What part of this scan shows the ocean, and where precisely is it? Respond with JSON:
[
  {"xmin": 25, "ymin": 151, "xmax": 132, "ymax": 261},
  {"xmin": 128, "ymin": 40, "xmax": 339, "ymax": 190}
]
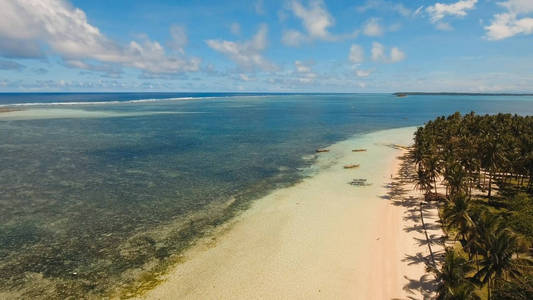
[{"xmin": 1, "ymin": 93, "xmax": 532, "ymax": 298}]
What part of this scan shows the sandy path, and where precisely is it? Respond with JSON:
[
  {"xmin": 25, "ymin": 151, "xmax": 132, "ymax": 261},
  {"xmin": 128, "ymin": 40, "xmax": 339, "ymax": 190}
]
[{"xmin": 140, "ymin": 127, "xmax": 444, "ymax": 300}]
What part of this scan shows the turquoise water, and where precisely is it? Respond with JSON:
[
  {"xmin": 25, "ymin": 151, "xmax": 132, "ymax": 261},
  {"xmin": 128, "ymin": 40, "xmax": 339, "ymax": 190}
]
[{"xmin": 1, "ymin": 93, "xmax": 533, "ymax": 298}]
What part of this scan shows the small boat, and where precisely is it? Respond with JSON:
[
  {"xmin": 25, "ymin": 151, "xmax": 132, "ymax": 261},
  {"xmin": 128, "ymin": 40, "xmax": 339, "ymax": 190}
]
[
  {"xmin": 316, "ymin": 149, "xmax": 329, "ymax": 153},
  {"xmin": 350, "ymin": 178, "xmax": 371, "ymax": 186},
  {"xmin": 344, "ymin": 164, "xmax": 360, "ymax": 169},
  {"xmin": 352, "ymin": 149, "xmax": 367, "ymax": 152}
]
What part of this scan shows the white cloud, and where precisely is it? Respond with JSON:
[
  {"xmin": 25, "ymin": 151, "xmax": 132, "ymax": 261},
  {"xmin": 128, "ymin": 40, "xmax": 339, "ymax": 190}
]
[
  {"xmin": 239, "ymin": 74, "xmax": 252, "ymax": 81},
  {"xmin": 390, "ymin": 47, "xmax": 406, "ymax": 62},
  {"xmin": 355, "ymin": 69, "xmax": 372, "ymax": 77},
  {"xmin": 206, "ymin": 24, "xmax": 276, "ymax": 72},
  {"xmin": 371, "ymin": 42, "xmax": 386, "ymax": 62},
  {"xmin": 414, "ymin": 6, "xmax": 424, "ymax": 17},
  {"xmin": 485, "ymin": 0, "xmax": 533, "ymax": 40},
  {"xmin": 293, "ymin": 60, "xmax": 317, "ymax": 83},
  {"xmin": 230, "ymin": 22, "xmax": 241, "ymax": 35},
  {"xmin": 291, "ymin": 0, "xmax": 334, "ymax": 40},
  {"xmin": 0, "ymin": 0, "xmax": 200, "ymax": 74},
  {"xmin": 426, "ymin": 0, "xmax": 477, "ymax": 23},
  {"xmin": 371, "ymin": 42, "xmax": 405, "ymax": 63},
  {"xmin": 356, "ymin": 1, "xmax": 412, "ymax": 17},
  {"xmin": 168, "ymin": 25, "xmax": 188, "ymax": 53},
  {"xmin": 348, "ymin": 44, "xmax": 364, "ymax": 64},
  {"xmin": 436, "ymin": 22, "xmax": 453, "ymax": 31},
  {"xmin": 282, "ymin": 0, "xmax": 357, "ymax": 46},
  {"xmin": 281, "ymin": 30, "xmax": 309, "ymax": 46},
  {"xmin": 363, "ymin": 18, "xmax": 384, "ymax": 36},
  {"xmin": 500, "ymin": 0, "xmax": 533, "ymax": 14}
]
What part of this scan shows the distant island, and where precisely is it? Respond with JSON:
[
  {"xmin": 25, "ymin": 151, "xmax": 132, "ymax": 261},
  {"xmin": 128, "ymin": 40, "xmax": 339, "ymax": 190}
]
[{"xmin": 394, "ymin": 92, "xmax": 533, "ymax": 97}]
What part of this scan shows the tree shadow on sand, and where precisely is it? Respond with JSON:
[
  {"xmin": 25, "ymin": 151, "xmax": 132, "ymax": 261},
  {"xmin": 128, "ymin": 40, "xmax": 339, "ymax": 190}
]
[{"xmin": 380, "ymin": 152, "xmax": 445, "ymax": 298}]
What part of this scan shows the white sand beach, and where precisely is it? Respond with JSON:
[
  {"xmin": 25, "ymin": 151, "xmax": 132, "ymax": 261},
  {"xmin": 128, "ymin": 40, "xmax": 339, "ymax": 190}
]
[{"xmin": 139, "ymin": 127, "xmax": 444, "ymax": 299}]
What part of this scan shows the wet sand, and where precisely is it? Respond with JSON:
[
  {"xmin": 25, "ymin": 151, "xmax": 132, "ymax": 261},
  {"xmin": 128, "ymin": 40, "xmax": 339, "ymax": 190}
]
[
  {"xmin": 139, "ymin": 127, "xmax": 444, "ymax": 299},
  {"xmin": 0, "ymin": 108, "xmax": 205, "ymax": 120}
]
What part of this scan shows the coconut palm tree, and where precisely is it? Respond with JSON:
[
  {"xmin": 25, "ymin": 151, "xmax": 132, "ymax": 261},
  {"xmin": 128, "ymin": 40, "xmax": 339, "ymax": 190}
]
[
  {"xmin": 430, "ymin": 248, "xmax": 477, "ymax": 300},
  {"xmin": 474, "ymin": 229, "xmax": 530, "ymax": 299},
  {"xmin": 443, "ymin": 161, "xmax": 467, "ymax": 199},
  {"xmin": 442, "ymin": 193, "xmax": 474, "ymax": 243}
]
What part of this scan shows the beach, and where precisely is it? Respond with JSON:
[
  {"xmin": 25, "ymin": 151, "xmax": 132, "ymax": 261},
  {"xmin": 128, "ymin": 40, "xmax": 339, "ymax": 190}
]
[{"xmin": 139, "ymin": 126, "xmax": 444, "ymax": 299}]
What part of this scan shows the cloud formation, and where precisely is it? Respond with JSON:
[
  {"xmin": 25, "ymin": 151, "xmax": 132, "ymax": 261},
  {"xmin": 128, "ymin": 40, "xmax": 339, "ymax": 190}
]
[
  {"xmin": 355, "ymin": 69, "xmax": 372, "ymax": 77},
  {"xmin": 348, "ymin": 44, "xmax": 364, "ymax": 64},
  {"xmin": 371, "ymin": 42, "xmax": 405, "ymax": 63},
  {"xmin": 485, "ymin": 0, "xmax": 533, "ymax": 40},
  {"xmin": 363, "ymin": 18, "xmax": 384, "ymax": 37},
  {"xmin": 206, "ymin": 24, "xmax": 276, "ymax": 72},
  {"xmin": 0, "ymin": 0, "xmax": 200, "ymax": 74},
  {"xmin": 426, "ymin": 0, "xmax": 478, "ymax": 30},
  {"xmin": 282, "ymin": 0, "xmax": 357, "ymax": 46},
  {"xmin": 356, "ymin": 0, "xmax": 413, "ymax": 17},
  {"xmin": 168, "ymin": 25, "xmax": 188, "ymax": 54},
  {"xmin": 293, "ymin": 60, "xmax": 317, "ymax": 83}
]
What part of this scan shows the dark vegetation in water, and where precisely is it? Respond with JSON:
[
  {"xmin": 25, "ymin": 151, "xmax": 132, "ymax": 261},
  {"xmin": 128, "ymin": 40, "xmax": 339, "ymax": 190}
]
[
  {"xmin": 2, "ymin": 95, "xmax": 533, "ymax": 298},
  {"xmin": 412, "ymin": 112, "xmax": 533, "ymax": 299}
]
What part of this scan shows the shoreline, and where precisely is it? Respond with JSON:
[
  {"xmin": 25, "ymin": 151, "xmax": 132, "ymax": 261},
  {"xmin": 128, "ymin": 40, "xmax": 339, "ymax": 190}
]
[{"xmin": 137, "ymin": 126, "xmax": 445, "ymax": 299}]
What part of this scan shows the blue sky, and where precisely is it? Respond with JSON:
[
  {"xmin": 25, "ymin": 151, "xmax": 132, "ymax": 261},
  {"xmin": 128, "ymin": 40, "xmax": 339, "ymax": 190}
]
[{"xmin": 0, "ymin": 0, "xmax": 532, "ymax": 92}]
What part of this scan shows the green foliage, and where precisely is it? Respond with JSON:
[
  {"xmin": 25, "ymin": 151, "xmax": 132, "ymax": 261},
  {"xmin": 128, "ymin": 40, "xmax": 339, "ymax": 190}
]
[
  {"xmin": 430, "ymin": 248, "xmax": 479, "ymax": 300},
  {"xmin": 507, "ymin": 193, "xmax": 533, "ymax": 239},
  {"xmin": 414, "ymin": 112, "xmax": 533, "ymax": 300},
  {"xmin": 492, "ymin": 276, "xmax": 533, "ymax": 300}
]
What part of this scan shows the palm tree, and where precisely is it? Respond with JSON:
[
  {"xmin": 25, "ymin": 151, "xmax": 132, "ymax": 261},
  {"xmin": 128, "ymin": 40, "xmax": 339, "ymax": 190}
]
[
  {"xmin": 414, "ymin": 167, "xmax": 434, "ymax": 198},
  {"xmin": 446, "ymin": 284, "xmax": 481, "ymax": 300},
  {"xmin": 430, "ymin": 248, "xmax": 477, "ymax": 300},
  {"xmin": 474, "ymin": 229, "xmax": 529, "ymax": 299},
  {"xmin": 442, "ymin": 193, "xmax": 474, "ymax": 243},
  {"xmin": 443, "ymin": 161, "xmax": 467, "ymax": 199}
]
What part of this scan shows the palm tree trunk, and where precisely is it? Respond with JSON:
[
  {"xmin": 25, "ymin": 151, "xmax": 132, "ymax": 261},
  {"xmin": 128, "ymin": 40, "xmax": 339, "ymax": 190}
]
[
  {"xmin": 488, "ymin": 278, "xmax": 492, "ymax": 300},
  {"xmin": 469, "ymin": 176, "xmax": 473, "ymax": 198},
  {"xmin": 488, "ymin": 171, "xmax": 493, "ymax": 199}
]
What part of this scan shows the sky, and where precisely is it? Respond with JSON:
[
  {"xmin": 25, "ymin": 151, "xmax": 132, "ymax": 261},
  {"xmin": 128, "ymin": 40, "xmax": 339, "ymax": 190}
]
[{"xmin": 0, "ymin": 0, "xmax": 532, "ymax": 93}]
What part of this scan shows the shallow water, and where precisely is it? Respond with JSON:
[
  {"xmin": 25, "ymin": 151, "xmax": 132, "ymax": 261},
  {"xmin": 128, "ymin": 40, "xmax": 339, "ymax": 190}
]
[{"xmin": 1, "ymin": 93, "xmax": 532, "ymax": 298}]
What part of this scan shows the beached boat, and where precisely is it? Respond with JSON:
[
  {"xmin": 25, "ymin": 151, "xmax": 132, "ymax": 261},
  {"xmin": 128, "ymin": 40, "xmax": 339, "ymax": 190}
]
[
  {"xmin": 352, "ymin": 149, "xmax": 367, "ymax": 152},
  {"xmin": 349, "ymin": 178, "xmax": 371, "ymax": 186},
  {"xmin": 343, "ymin": 164, "xmax": 360, "ymax": 169},
  {"xmin": 316, "ymin": 149, "xmax": 329, "ymax": 153}
]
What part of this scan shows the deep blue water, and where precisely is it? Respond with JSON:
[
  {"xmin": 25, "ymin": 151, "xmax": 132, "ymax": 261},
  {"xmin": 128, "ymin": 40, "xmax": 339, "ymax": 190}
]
[{"xmin": 1, "ymin": 93, "xmax": 533, "ymax": 298}]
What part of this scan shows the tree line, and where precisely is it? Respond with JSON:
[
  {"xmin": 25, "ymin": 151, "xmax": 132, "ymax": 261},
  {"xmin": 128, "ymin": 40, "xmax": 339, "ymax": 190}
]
[{"xmin": 412, "ymin": 112, "xmax": 533, "ymax": 299}]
